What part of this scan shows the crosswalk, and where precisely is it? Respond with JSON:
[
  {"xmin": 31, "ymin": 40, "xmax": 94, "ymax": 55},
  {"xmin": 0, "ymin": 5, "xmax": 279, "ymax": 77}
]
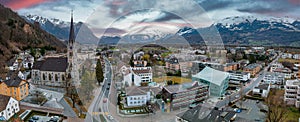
[{"xmin": 92, "ymin": 112, "xmax": 109, "ymax": 115}]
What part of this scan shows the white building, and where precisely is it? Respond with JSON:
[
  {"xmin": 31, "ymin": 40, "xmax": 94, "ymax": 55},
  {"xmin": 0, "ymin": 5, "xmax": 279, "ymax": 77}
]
[
  {"xmin": 253, "ymin": 84, "xmax": 270, "ymax": 98},
  {"xmin": 123, "ymin": 67, "xmax": 152, "ymax": 86},
  {"xmin": 263, "ymin": 72, "xmax": 285, "ymax": 85},
  {"xmin": 270, "ymin": 63, "xmax": 284, "ymax": 72},
  {"xmin": 0, "ymin": 95, "xmax": 20, "ymax": 121},
  {"xmin": 284, "ymin": 80, "xmax": 300, "ymax": 108},
  {"xmin": 228, "ymin": 71, "xmax": 250, "ymax": 82},
  {"xmin": 293, "ymin": 54, "xmax": 300, "ymax": 60},
  {"xmin": 273, "ymin": 67, "xmax": 293, "ymax": 79},
  {"xmin": 281, "ymin": 53, "xmax": 293, "ymax": 59},
  {"xmin": 125, "ymin": 86, "xmax": 151, "ymax": 107}
]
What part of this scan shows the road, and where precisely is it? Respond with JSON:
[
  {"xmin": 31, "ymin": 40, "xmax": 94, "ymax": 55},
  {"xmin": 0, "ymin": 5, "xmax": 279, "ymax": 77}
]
[
  {"xmin": 216, "ymin": 52, "xmax": 281, "ymax": 108},
  {"xmin": 85, "ymin": 57, "xmax": 112, "ymax": 122}
]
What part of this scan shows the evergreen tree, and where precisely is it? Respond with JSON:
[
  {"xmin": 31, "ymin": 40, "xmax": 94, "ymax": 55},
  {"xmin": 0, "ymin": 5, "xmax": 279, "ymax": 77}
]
[{"xmin": 96, "ymin": 59, "xmax": 104, "ymax": 85}]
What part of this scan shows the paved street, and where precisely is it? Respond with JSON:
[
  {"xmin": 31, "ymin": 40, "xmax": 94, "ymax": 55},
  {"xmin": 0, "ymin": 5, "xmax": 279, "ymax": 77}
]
[{"xmin": 216, "ymin": 53, "xmax": 281, "ymax": 108}]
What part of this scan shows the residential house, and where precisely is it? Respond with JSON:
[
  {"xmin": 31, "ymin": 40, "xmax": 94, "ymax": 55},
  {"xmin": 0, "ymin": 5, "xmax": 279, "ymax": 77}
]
[
  {"xmin": 125, "ymin": 86, "xmax": 160, "ymax": 107},
  {"xmin": 31, "ymin": 57, "xmax": 68, "ymax": 87},
  {"xmin": 284, "ymin": 80, "xmax": 300, "ymax": 108},
  {"xmin": 0, "ymin": 94, "xmax": 20, "ymax": 121},
  {"xmin": 253, "ymin": 84, "xmax": 271, "ymax": 98},
  {"xmin": 0, "ymin": 76, "xmax": 29, "ymax": 101},
  {"xmin": 224, "ymin": 63, "xmax": 239, "ymax": 71},
  {"xmin": 162, "ymin": 82, "xmax": 209, "ymax": 110},
  {"xmin": 176, "ymin": 105, "xmax": 236, "ymax": 122},
  {"xmin": 123, "ymin": 67, "xmax": 152, "ymax": 86},
  {"xmin": 192, "ymin": 66, "xmax": 229, "ymax": 97},
  {"xmin": 228, "ymin": 71, "xmax": 250, "ymax": 82},
  {"xmin": 165, "ymin": 57, "xmax": 180, "ymax": 71},
  {"xmin": 243, "ymin": 63, "xmax": 262, "ymax": 77}
]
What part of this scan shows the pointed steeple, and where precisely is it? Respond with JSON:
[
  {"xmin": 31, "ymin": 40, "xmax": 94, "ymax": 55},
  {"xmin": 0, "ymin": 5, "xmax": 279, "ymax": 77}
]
[{"xmin": 69, "ymin": 10, "xmax": 75, "ymax": 45}]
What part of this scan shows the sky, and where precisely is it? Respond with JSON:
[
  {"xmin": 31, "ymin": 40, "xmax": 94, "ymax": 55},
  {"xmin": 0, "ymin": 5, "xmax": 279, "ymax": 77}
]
[{"xmin": 1, "ymin": 0, "xmax": 300, "ymax": 36}]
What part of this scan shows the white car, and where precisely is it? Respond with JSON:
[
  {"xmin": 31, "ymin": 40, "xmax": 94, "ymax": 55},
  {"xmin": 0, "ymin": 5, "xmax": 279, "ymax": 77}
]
[{"xmin": 107, "ymin": 115, "xmax": 113, "ymax": 120}]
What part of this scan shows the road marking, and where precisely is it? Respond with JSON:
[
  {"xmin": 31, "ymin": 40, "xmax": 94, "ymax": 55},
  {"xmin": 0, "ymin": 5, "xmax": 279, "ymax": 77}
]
[{"xmin": 247, "ymin": 108, "xmax": 252, "ymax": 114}]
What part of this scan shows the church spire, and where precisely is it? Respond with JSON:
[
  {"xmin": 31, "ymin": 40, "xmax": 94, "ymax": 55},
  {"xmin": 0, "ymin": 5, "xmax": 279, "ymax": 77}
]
[{"xmin": 69, "ymin": 10, "xmax": 75, "ymax": 45}]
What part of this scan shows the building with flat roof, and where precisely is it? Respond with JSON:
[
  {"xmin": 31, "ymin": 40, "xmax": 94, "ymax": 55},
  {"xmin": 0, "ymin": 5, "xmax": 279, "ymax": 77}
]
[
  {"xmin": 284, "ymin": 80, "xmax": 300, "ymax": 108},
  {"xmin": 263, "ymin": 72, "xmax": 285, "ymax": 86},
  {"xmin": 192, "ymin": 67, "xmax": 229, "ymax": 97},
  {"xmin": 253, "ymin": 84, "xmax": 270, "ymax": 98},
  {"xmin": 228, "ymin": 71, "xmax": 250, "ymax": 82},
  {"xmin": 162, "ymin": 82, "xmax": 208, "ymax": 110}
]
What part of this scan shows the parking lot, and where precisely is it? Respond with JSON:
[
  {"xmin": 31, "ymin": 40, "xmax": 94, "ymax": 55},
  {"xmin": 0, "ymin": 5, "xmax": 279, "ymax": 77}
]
[{"xmin": 235, "ymin": 99, "xmax": 267, "ymax": 121}]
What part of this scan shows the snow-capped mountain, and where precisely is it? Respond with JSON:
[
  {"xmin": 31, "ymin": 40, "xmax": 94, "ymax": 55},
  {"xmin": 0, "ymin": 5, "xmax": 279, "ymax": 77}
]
[
  {"xmin": 176, "ymin": 16, "xmax": 300, "ymax": 46},
  {"xmin": 23, "ymin": 15, "xmax": 98, "ymax": 44}
]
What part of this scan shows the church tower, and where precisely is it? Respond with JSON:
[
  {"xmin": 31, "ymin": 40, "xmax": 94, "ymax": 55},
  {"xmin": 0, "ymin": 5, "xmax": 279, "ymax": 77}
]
[{"xmin": 68, "ymin": 10, "xmax": 75, "ymax": 67}]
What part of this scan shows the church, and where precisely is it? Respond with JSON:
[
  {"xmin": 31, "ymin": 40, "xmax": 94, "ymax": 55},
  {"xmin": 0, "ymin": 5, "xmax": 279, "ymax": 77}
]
[{"xmin": 31, "ymin": 11, "xmax": 75, "ymax": 90}]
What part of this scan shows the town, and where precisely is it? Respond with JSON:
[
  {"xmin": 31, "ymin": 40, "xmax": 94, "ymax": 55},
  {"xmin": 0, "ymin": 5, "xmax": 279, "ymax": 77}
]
[
  {"xmin": 1, "ymin": 1, "xmax": 300, "ymax": 122},
  {"xmin": 0, "ymin": 14, "xmax": 300, "ymax": 121}
]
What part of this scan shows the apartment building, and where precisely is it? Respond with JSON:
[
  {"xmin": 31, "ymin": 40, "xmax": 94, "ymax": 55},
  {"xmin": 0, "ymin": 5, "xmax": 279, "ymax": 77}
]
[
  {"xmin": 243, "ymin": 63, "xmax": 262, "ymax": 77},
  {"xmin": 0, "ymin": 76, "xmax": 29, "ymax": 101},
  {"xmin": 123, "ymin": 67, "xmax": 152, "ymax": 86},
  {"xmin": 228, "ymin": 71, "xmax": 250, "ymax": 82},
  {"xmin": 162, "ymin": 82, "xmax": 209, "ymax": 110},
  {"xmin": 284, "ymin": 80, "xmax": 300, "ymax": 108},
  {"xmin": 273, "ymin": 67, "xmax": 293, "ymax": 79},
  {"xmin": 0, "ymin": 94, "xmax": 20, "ymax": 121},
  {"xmin": 263, "ymin": 72, "xmax": 285, "ymax": 85}
]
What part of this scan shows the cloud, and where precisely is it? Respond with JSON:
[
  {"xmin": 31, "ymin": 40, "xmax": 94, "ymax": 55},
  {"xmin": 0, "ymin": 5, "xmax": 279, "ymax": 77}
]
[
  {"xmin": 236, "ymin": 0, "xmax": 300, "ymax": 18},
  {"xmin": 0, "ymin": 0, "xmax": 54, "ymax": 10}
]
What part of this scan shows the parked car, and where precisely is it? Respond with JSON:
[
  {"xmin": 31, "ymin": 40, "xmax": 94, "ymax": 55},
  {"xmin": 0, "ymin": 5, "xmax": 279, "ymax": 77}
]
[
  {"xmin": 107, "ymin": 115, "xmax": 114, "ymax": 120},
  {"xmin": 31, "ymin": 116, "xmax": 39, "ymax": 120}
]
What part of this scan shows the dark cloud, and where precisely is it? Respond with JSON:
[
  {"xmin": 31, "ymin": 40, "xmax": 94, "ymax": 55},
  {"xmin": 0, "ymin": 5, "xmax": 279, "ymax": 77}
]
[
  {"xmin": 236, "ymin": 0, "xmax": 300, "ymax": 17},
  {"xmin": 199, "ymin": 0, "xmax": 234, "ymax": 12}
]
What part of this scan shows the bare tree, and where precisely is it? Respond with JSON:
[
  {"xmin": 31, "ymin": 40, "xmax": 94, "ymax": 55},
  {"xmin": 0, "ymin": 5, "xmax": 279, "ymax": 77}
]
[{"xmin": 265, "ymin": 89, "xmax": 287, "ymax": 122}]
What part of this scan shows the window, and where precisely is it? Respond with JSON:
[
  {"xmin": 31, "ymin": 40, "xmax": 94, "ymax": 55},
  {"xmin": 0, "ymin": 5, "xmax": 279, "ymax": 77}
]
[
  {"xmin": 49, "ymin": 74, "xmax": 52, "ymax": 81},
  {"xmin": 63, "ymin": 74, "xmax": 66, "ymax": 81},
  {"xmin": 43, "ymin": 73, "xmax": 46, "ymax": 80},
  {"xmin": 55, "ymin": 74, "xmax": 58, "ymax": 81}
]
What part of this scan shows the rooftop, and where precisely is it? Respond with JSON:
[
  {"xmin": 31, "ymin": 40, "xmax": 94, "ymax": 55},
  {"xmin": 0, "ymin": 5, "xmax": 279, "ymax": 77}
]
[
  {"xmin": 193, "ymin": 67, "xmax": 229, "ymax": 86},
  {"xmin": 3, "ymin": 76, "xmax": 25, "ymax": 87},
  {"xmin": 244, "ymin": 63, "xmax": 261, "ymax": 70},
  {"xmin": 255, "ymin": 84, "xmax": 270, "ymax": 90},
  {"xmin": 286, "ymin": 80, "xmax": 300, "ymax": 86},
  {"xmin": 32, "ymin": 57, "xmax": 68, "ymax": 72},
  {"xmin": 125, "ymin": 86, "xmax": 161, "ymax": 96},
  {"xmin": 163, "ymin": 82, "xmax": 206, "ymax": 94},
  {"xmin": 0, "ymin": 94, "xmax": 11, "ymax": 111},
  {"xmin": 177, "ymin": 105, "xmax": 236, "ymax": 122},
  {"xmin": 228, "ymin": 71, "xmax": 249, "ymax": 75},
  {"xmin": 131, "ymin": 67, "xmax": 151, "ymax": 74}
]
